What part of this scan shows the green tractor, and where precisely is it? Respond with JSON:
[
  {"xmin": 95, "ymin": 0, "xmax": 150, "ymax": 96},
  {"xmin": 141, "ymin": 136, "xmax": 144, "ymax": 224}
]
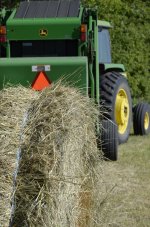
[{"xmin": 0, "ymin": 0, "xmax": 149, "ymax": 160}]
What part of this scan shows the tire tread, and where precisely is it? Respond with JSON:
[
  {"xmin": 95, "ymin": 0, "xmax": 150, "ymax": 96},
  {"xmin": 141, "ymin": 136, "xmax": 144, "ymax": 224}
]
[{"xmin": 100, "ymin": 71, "xmax": 132, "ymax": 143}]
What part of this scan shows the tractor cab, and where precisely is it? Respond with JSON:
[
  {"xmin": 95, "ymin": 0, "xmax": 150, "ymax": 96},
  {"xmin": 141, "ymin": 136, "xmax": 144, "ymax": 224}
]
[{"xmin": 98, "ymin": 20, "xmax": 112, "ymax": 64}]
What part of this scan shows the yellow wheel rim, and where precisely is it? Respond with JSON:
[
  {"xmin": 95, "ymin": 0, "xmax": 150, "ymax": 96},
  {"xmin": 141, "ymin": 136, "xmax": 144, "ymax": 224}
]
[
  {"xmin": 144, "ymin": 112, "xmax": 149, "ymax": 130},
  {"xmin": 115, "ymin": 89, "xmax": 130, "ymax": 134}
]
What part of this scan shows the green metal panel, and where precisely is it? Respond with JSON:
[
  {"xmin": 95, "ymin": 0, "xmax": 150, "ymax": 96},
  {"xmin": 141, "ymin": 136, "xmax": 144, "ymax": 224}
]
[
  {"xmin": 6, "ymin": 10, "xmax": 81, "ymax": 40},
  {"xmin": 88, "ymin": 15, "xmax": 95, "ymax": 99},
  {"xmin": 0, "ymin": 57, "xmax": 88, "ymax": 94},
  {"xmin": 93, "ymin": 20, "xmax": 99, "ymax": 104},
  {"xmin": 103, "ymin": 63, "xmax": 125, "ymax": 72}
]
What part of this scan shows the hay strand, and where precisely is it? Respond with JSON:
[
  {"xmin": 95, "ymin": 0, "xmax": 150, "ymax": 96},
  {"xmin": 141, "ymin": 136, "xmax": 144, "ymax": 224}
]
[{"xmin": 0, "ymin": 86, "xmax": 37, "ymax": 227}]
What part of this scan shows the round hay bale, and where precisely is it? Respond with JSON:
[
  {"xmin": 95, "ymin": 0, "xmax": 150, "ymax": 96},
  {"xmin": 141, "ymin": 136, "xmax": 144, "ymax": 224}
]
[
  {"xmin": 11, "ymin": 83, "xmax": 103, "ymax": 227},
  {"xmin": 0, "ymin": 86, "xmax": 37, "ymax": 227}
]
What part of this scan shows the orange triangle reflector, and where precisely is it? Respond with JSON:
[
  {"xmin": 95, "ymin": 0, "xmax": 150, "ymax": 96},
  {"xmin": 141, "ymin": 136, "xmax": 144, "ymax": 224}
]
[{"xmin": 32, "ymin": 72, "xmax": 51, "ymax": 91}]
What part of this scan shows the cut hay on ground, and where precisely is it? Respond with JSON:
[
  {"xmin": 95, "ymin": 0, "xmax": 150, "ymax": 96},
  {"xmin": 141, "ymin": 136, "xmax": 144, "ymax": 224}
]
[{"xmin": 0, "ymin": 83, "xmax": 103, "ymax": 227}]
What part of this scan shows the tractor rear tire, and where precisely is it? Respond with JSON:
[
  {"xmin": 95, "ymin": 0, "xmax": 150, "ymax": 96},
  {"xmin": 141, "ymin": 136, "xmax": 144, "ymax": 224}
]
[
  {"xmin": 133, "ymin": 103, "xmax": 150, "ymax": 135},
  {"xmin": 101, "ymin": 120, "xmax": 118, "ymax": 161},
  {"xmin": 100, "ymin": 72, "xmax": 132, "ymax": 144}
]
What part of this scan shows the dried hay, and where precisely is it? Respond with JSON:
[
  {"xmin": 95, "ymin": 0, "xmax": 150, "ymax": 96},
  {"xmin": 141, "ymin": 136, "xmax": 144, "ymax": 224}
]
[
  {"xmin": 0, "ymin": 86, "xmax": 37, "ymax": 227},
  {"xmin": 0, "ymin": 83, "xmax": 103, "ymax": 227}
]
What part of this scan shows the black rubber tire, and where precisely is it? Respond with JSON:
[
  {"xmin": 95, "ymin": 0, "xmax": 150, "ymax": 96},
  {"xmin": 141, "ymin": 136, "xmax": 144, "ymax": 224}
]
[
  {"xmin": 133, "ymin": 103, "xmax": 150, "ymax": 135},
  {"xmin": 101, "ymin": 120, "xmax": 118, "ymax": 161},
  {"xmin": 100, "ymin": 71, "xmax": 132, "ymax": 144}
]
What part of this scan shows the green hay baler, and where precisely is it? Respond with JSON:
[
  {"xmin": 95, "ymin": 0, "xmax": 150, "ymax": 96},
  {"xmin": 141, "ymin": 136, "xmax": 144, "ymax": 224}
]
[{"xmin": 0, "ymin": 0, "xmax": 150, "ymax": 160}]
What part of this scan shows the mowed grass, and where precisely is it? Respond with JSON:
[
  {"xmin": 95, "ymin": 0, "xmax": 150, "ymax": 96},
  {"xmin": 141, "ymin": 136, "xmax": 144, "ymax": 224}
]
[{"xmin": 98, "ymin": 134, "xmax": 150, "ymax": 227}]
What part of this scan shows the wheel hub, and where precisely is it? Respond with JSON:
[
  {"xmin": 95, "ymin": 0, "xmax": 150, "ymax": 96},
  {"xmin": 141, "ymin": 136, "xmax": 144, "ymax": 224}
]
[
  {"xmin": 115, "ymin": 89, "xmax": 129, "ymax": 134},
  {"xmin": 144, "ymin": 112, "xmax": 149, "ymax": 130}
]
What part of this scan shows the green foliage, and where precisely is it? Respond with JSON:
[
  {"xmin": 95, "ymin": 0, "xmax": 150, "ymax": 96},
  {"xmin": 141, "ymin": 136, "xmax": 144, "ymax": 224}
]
[
  {"xmin": 0, "ymin": 0, "xmax": 19, "ymax": 9},
  {"xmin": 84, "ymin": 0, "xmax": 150, "ymax": 103}
]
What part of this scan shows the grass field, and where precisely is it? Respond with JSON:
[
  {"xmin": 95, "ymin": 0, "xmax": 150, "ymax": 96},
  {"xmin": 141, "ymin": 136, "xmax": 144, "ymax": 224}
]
[{"xmin": 97, "ymin": 134, "xmax": 150, "ymax": 227}]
